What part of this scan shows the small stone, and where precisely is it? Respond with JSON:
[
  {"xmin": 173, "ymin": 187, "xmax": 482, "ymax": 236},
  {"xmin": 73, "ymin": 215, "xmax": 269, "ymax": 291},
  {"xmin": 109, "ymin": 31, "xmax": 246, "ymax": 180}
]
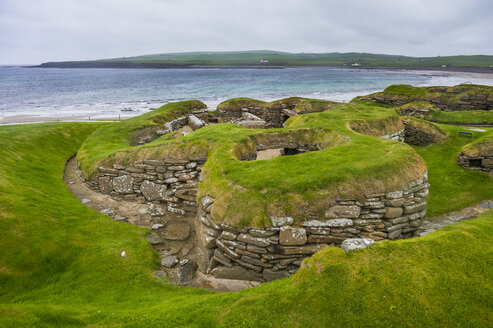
[
  {"xmin": 112, "ymin": 175, "xmax": 134, "ymax": 194},
  {"xmin": 386, "ymin": 190, "xmax": 404, "ymax": 199},
  {"xmin": 279, "ymin": 227, "xmax": 307, "ymax": 246},
  {"xmin": 147, "ymin": 204, "xmax": 166, "ymax": 217},
  {"xmin": 155, "ymin": 270, "xmax": 167, "ymax": 277},
  {"xmin": 151, "ymin": 223, "xmax": 164, "ymax": 230},
  {"xmin": 161, "ymin": 255, "xmax": 178, "ymax": 268},
  {"xmin": 237, "ymin": 234, "xmax": 271, "ymax": 247},
  {"xmin": 139, "ymin": 180, "xmax": 166, "ymax": 201},
  {"xmin": 384, "ymin": 207, "xmax": 404, "ymax": 219},
  {"xmin": 270, "ymin": 216, "xmax": 294, "ymax": 227},
  {"xmin": 302, "ymin": 219, "xmax": 353, "ymax": 228},
  {"xmin": 112, "ymin": 215, "xmax": 127, "ymax": 221},
  {"xmin": 68, "ymin": 181, "xmax": 75, "ymax": 184},
  {"xmin": 120, "ymin": 250, "xmax": 126, "ymax": 257},
  {"xmin": 100, "ymin": 208, "xmax": 115, "ymax": 215},
  {"xmin": 341, "ymin": 238, "xmax": 375, "ymax": 252},
  {"xmin": 81, "ymin": 198, "xmax": 91, "ymax": 204},
  {"xmin": 164, "ymin": 177, "xmax": 179, "ymax": 184},
  {"xmin": 280, "ymin": 244, "xmax": 328, "ymax": 255},
  {"xmin": 178, "ymin": 261, "xmax": 198, "ymax": 283}
]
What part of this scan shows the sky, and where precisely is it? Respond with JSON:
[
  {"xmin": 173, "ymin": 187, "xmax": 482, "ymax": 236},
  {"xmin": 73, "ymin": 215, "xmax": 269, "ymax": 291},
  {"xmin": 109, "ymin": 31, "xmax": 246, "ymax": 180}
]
[{"xmin": 0, "ymin": 0, "xmax": 492, "ymax": 65}]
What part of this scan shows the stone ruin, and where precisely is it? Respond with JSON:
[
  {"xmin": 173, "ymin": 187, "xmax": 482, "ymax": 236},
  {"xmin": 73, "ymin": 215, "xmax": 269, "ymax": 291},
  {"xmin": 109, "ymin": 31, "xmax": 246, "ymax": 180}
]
[{"xmin": 76, "ymin": 98, "xmax": 433, "ymax": 286}]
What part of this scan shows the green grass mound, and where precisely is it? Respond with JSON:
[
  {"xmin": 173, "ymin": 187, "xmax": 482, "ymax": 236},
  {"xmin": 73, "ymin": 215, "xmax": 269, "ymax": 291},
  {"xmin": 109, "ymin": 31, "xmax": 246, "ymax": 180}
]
[
  {"xmin": 77, "ymin": 101, "xmax": 427, "ymax": 227},
  {"xmin": 0, "ymin": 123, "xmax": 492, "ymax": 326},
  {"xmin": 217, "ymin": 97, "xmax": 339, "ymax": 114},
  {"xmin": 461, "ymin": 133, "xmax": 493, "ymax": 157}
]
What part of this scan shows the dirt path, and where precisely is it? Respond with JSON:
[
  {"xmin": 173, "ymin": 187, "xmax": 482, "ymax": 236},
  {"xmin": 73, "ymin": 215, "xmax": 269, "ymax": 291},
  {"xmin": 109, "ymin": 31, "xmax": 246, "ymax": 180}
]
[{"xmin": 64, "ymin": 156, "xmax": 260, "ymax": 292}]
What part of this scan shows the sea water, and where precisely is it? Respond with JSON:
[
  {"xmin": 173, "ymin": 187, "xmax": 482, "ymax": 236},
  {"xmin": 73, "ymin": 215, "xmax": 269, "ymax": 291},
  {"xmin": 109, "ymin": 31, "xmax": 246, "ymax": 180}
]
[{"xmin": 1, "ymin": 66, "xmax": 492, "ymax": 122}]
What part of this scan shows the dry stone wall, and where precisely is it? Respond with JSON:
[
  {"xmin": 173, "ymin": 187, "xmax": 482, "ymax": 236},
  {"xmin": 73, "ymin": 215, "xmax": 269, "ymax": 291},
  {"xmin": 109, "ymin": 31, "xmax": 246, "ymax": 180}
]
[
  {"xmin": 79, "ymin": 158, "xmax": 205, "ymax": 216},
  {"xmin": 198, "ymin": 174, "xmax": 428, "ymax": 282},
  {"xmin": 457, "ymin": 153, "xmax": 493, "ymax": 173},
  {"xmin": 365, "ymin": 91, "xmax": 493, "ymax": 111}
]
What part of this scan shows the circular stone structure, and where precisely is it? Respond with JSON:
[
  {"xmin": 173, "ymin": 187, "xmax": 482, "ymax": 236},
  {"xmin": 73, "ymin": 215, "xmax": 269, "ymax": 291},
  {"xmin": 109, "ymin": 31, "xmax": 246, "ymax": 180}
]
[{"xmin": 75, "ymin": 97, "xmax": 430, "ymax": 284}]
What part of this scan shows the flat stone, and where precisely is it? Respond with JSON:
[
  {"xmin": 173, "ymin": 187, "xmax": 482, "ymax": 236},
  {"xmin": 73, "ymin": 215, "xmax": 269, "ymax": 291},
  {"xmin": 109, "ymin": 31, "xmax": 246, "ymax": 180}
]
[
  {"xmin": 147, "ymin": 204, "xmax": 166, "ymax": 217},
  {"xmin": 279, "ymin": 227, "xmax": 307, "ymax": 246},
  {"xmin": 404, "ymin": 202, "xmax": 426, "ymax": 214},
  {"xmin": 219, "ymin": 231, "xmax": 237, "ymax": 241},
  {"xmin": 147, "ymin": 233, "xmax": 163, "ymax": 245},
  {"xmin": 270, "ymin": 216, "xmax": 294, "ymax": 227},
  {"xmin": 188, "ymin": 114, "xmax": 205, "ymax": 130},
  {"xmin": 161, "ymin": 255, "xmax": 179, "ymax": 268},
  {"xmin": 280, "ymin": 244, "xmax": 328, "ymax": 255},
  {"xmin": 164, "ymin": 177, "xmax": 179, "ymax": 184},
  {"xmin": 387, "ymin": 230, "xmax": 402, "ymax": 240},
  {"xmin": 201, "ymin": 195, "xmax": 214, "ymax": 209},
  {"xmin": 386, "ymin": 190, "xmax": 404, "ymax": 199},
  {"xmin": 167, "ymin": 206, "xmax": 186, "ymax": 215},
  {"xmin": 237, "ymin": 234, "xmax": 271, "ymax": 247},
  {"xmin": 210, "ymin": 265, "xmax": 262, "ymax": 281},
  {"xmin": 302, "ymin": 219, "xmax": 353, "ymax": 228},
  {"xmin": 155, "ymin": 270, "xmax": 167, "ymax": 277},
  {"xmin": 163, "ymin": 221, "xmax": 191, "ymax": 241},
  {"xmin": 81, "ymin": 198, "xmax": 91, "ymax": 204},
  {"xmin": 341, "ymin": 238, "xmax": 376, "ymax": 252},
  {"xmin": 384, "ymin": 207, "xmax": 404, "ymax": 219},
  {"xmin": 325, "ymin": 205, "xmax": 361, "ymax": 219},
  {"xmin": 177, "ymin": 261, "xmax": 198, "ymax": 283},
  {"xmin": 112, "ymin": 175, "xmax": 134, "ymax": 194},
  {"xmin": 139, "ymin": 180, "xmax": 166, "ymax": 201}
]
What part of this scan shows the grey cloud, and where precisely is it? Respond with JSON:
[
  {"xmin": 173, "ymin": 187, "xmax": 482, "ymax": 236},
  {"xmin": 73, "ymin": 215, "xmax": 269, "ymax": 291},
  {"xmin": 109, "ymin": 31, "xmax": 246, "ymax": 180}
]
[{"xmin": 0, "ymin": 0, "xmax": 492, "ymax": 64}]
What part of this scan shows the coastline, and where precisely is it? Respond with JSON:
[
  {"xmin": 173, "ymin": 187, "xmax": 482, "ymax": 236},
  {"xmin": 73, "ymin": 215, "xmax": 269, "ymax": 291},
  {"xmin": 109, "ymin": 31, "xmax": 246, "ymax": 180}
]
[{"xmin": 1, "ymin": 68, "xmax": 493, "ymax": 126}]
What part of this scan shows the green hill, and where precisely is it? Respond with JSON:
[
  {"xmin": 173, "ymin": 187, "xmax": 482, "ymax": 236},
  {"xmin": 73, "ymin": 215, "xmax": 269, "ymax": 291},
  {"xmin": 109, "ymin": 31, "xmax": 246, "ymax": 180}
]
[{"xmin": 37, "ymin": 50, "xmax": 493, "ymax": 69}]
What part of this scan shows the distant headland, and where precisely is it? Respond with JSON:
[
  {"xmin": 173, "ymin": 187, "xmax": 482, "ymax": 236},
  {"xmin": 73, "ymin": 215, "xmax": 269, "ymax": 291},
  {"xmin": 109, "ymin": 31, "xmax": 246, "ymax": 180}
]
[{"xmin": 32, "ymin": 50, "xmax": 493, "ymax": 72}]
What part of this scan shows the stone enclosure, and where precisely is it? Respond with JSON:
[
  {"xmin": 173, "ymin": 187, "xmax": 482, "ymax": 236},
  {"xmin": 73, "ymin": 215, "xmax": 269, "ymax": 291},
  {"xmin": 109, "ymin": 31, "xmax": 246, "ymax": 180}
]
[
  {"xmin": 76, "ymin": 97, "xmax": 439, "ymax": 284},
  {"xmin": 457, "ymin": 153, "xmax": 493, "ymax": 174},
  {"xmin": 198, "ymin": 174, "xmax": 428, "ymax": 282}
]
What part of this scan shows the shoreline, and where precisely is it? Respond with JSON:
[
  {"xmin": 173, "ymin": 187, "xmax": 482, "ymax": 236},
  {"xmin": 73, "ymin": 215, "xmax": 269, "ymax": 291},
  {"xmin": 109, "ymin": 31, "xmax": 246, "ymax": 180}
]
[{"xmin": 2, "ymin": 68, "xmax": 493, "ymax": 126}]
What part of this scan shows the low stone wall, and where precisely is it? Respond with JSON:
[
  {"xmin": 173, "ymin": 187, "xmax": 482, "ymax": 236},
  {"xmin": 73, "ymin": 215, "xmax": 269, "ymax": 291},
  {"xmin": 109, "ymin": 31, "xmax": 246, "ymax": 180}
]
[
  {"xmin": 403, "ymin": 121, "xmax": 440, "ymax": 145},
  {"xmin": 79, "ymin": 158, "xmax": 205, "ymax": 216},
  {"xmin": 380, "ymin": 129, "xmax": 405, "ymax": 142},
  {"xmin": 365, "ymin": 92, "xmax": 493, "ymax": 112},
  {"xmin": 457, "ymin": 153, "xmax": 493, "ymax": 173},
  {"xmin": 197, "ymin": 174, "xmax": 428, "ymax": 282}
]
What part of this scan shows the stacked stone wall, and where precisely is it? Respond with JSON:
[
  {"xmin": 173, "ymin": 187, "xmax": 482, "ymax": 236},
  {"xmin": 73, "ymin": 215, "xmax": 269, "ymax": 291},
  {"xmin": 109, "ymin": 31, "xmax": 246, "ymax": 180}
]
[
  {"xmin": 198, "ymin": 174, "xmax": 428, "ymax": 282},
  {"xmin": 365, "ymin": 93, "xmax": 493, "ymax": 112},
  {"xmin": 403, "ymin": 122, "xmax": 439, "ymax": 145},
  {"xmin": 457, "ymin": 153, "xmax": 493, "ymax": 173},
  {"xmin": 79, "ymin": 158, "xmax": 205, "ymax": 216}
]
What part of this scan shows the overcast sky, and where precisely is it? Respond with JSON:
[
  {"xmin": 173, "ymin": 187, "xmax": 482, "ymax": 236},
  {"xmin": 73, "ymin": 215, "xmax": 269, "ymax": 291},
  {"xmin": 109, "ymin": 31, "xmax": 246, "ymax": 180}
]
[{"xmin": 0, "ymin": 0, "xmax": 492, "ymax": 64}]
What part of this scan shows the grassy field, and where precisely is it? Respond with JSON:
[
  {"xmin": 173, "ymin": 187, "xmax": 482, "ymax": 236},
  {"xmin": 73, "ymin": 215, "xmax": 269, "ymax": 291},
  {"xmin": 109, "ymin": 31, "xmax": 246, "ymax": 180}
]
[
  {"xmin": 0, "ymin": 119, "xmax": 492, "ymax": 326},
  {"xmin": 38, "ymin": 50, "xmax": 493, "ymax": 68}
]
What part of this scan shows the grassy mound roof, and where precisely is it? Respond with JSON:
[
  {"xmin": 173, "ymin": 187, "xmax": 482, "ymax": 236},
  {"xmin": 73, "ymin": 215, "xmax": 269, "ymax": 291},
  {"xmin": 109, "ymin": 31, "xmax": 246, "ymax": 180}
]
[
  {"xmin": 462, "ymin": 134, "xmax": 493, "ymax": 156},
  {"xmin": 217, "ymin": 97, "xmax": 339, "ymax": 114},
  {"xmin": 77, "ymin": 100, "xmax": 427, "ymax": 227}
]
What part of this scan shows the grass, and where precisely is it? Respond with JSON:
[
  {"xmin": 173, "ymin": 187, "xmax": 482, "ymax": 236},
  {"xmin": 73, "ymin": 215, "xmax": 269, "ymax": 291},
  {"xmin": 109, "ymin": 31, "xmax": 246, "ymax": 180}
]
[
  {"xmin": 411, "ymin": 125, "xmax": 493, "ymax": 216},
  {"xmin": 0, "ymin": 122, "xmax": 492, "ymax": 327}
]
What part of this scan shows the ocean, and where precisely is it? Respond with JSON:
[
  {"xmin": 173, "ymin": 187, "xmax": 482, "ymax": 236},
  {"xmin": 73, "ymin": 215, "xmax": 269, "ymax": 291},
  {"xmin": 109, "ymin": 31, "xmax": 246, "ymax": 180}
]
[{"xmin": 1, "ymin": 66, "xmax": 493, "ymax": 123}]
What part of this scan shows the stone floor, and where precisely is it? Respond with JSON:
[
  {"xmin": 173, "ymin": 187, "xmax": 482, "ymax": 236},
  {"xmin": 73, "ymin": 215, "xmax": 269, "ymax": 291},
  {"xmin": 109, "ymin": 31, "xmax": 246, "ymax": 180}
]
[{"xmin": 417, "ymin": 200, "xmax": 493, "ymax": 236}]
